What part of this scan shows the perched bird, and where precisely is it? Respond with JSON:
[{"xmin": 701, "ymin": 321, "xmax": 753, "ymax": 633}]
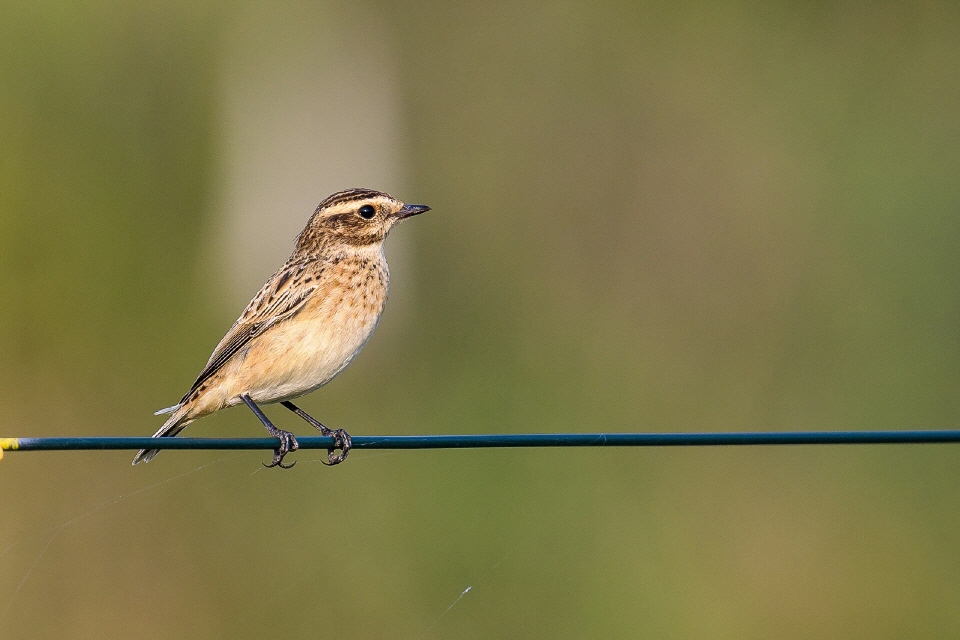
[{"xmin": 133, "ymin": 188, "xmax": 430, "ymax": 468}]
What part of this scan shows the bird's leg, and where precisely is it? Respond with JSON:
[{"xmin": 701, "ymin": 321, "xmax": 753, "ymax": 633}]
[
  {"xmin": 241, "ymin": 394, "xmax": 298, "ymax": 469},
  {"xmin": 280, "ymin": 401, "xmax": 352, "ymax": 466}
]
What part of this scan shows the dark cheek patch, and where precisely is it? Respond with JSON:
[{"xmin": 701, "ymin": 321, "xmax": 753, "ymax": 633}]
[{"xmin": 314, "ymin": 213, "xmax": 385, "ymax": 247}]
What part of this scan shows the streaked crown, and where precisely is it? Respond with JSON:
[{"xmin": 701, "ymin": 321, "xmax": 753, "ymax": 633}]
[{"xmin": 295, "ymin": 188, "xmax": 429, "ymax": 254}]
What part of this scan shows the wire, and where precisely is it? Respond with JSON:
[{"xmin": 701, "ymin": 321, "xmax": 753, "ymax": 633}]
[{"xmin": 3, "ymin": 430, "xmax": 960, "ymax": 456}]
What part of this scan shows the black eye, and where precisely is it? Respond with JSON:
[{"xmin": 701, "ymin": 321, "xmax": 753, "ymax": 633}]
[{"xmin": 358, "ymin": 204, "xmax": 376, "ymax": 219}]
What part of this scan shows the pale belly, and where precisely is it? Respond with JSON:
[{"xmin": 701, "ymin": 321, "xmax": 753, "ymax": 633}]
[{"xmin": 213, "ymin": 292, "xmax": 385, "ymax": 407}]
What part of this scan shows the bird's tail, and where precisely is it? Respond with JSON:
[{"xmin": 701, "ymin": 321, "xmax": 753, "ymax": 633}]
[
  {"xmin": 154, "ymin": 404, "xmax": 180, "ymax": 416},
  {"xmin": 132, "ymin": 403, "xmax": 195, "ymax": 465}
]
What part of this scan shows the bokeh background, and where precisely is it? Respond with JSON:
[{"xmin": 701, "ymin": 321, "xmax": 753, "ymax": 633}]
[{"xmin": 2, "ymin": 1, "xmax": 960, "ymax": 637}]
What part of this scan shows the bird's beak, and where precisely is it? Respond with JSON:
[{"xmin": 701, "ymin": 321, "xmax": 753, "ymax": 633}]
[{"xmin": 395, "ymin": 203, "xmax": 431, "ymax": 219}]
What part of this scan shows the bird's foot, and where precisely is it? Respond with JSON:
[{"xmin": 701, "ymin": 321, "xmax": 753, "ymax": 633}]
[
  {"xmin": 262, "ymin": 429, "xmax": 299, "ymax": 469},
  {"xmin": 279, "ymin": 400, "xmax": 351, "ymax": 466},
  {"xmin": 307, "ymin": 420, "xmax": 351, "ymax": 465},
  {"xmin": 241, "ymin": 394, "xmax": 300, "ymax": 470},
  {"xmin": 321, "ymin": 428, "xmax": 352, "ymax": 466}
]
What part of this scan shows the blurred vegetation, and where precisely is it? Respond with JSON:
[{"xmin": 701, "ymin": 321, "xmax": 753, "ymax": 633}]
[{"xmin": 2, "ymin": 1, "xmax": 960, "ymax": 638}]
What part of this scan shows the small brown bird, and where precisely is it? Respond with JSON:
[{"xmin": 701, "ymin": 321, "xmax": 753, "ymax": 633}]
[{"xmin": 133, "ymin": 188, "xmax": 429, "ymax": 468}]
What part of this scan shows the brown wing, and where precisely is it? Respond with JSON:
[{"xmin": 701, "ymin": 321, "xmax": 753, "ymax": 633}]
[{"xmin": 180, "ymin": 259, "xmax": 318, "ymax": 401}]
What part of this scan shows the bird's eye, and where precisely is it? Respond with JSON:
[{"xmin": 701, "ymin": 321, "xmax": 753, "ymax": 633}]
[{"xmin": 358, "ymin": 205, "xmax": 376, "ymax": 219}]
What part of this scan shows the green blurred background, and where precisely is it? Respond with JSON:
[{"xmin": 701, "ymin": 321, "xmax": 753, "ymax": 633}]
[{"xmin": 2, "ymin": 1, "xmax": 960, "ymax": 637}]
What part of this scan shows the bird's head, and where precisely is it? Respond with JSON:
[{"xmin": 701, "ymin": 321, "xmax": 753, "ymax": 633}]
[{"xmin": 296, "ymin": 188, "xmax": 430, "ymax": 254}]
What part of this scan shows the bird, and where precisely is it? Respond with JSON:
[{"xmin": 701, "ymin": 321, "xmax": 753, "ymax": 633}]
[{"xmin": 133, "ymin": 188, "xmax": 430, "ymax": 468}]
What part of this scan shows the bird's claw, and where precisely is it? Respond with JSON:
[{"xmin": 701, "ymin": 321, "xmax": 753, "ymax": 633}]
[
  {"xmin": 263, "ymin": 429, "xmax": 299, "ymax": 469},
  {"xmin": 279, "ymin": 401, "xmax": 352, "ymax": 467},
  {"xmin": 321, "ymin": 428, "xmax": 352, "ymax": 466},
  {"xmin": 262, "ymin": 456, "xmax": 297, "ymax": 469}
]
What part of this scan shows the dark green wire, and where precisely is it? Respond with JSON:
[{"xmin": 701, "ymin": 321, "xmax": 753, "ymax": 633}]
[{"xmin": 4, "ymin": 430, "xmax": 960, "ymax": 453}]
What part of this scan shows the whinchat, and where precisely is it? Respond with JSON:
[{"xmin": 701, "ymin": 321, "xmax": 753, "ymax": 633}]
[{"xmin": 133, "ymin": 188, "xmax": 430, "ymax": 468}]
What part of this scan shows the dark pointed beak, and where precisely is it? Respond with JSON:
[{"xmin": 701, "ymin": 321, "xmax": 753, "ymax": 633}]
[{"xmin": 396, "ymin": 203, "xmax": 431, "ymax": 219}]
